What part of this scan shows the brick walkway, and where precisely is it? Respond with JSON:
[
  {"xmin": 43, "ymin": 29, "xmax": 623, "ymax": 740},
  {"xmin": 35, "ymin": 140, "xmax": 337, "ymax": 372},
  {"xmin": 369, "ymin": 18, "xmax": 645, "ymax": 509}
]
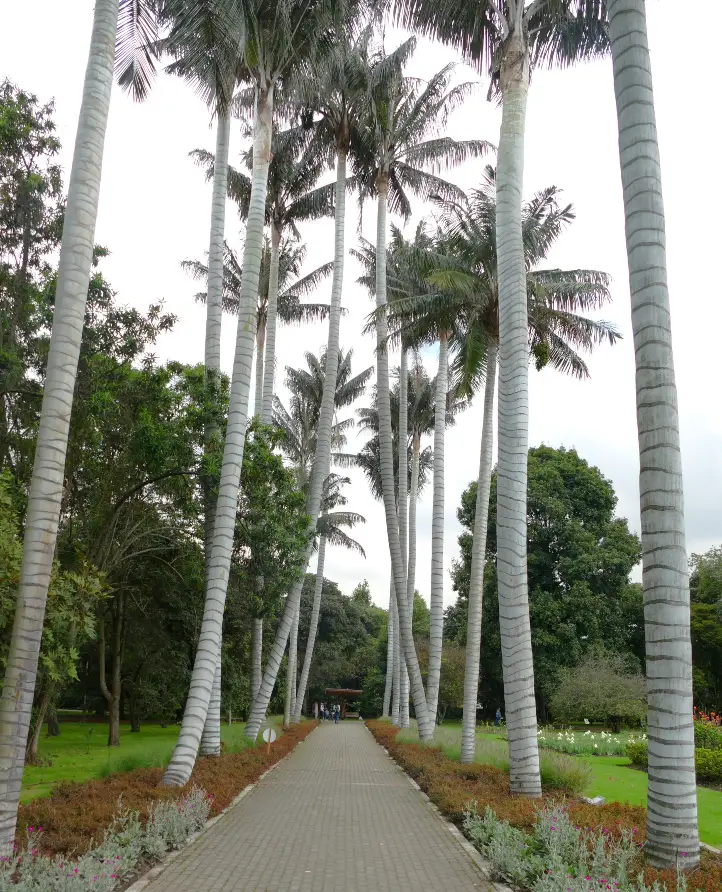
[{"xmin": 147, "ymin": 722, "xmax": 491, "ymax": 891}]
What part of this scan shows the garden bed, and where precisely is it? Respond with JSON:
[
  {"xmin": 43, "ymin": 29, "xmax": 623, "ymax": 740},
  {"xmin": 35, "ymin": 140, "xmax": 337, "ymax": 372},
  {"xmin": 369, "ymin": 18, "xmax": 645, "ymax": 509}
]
[
  {"xmin": 367, "ymin": 720, "xmax": 722, "ymax": 892},
  {"xmin": 17, "ymin": 721, "xmax": 317, "ymax": 856}
]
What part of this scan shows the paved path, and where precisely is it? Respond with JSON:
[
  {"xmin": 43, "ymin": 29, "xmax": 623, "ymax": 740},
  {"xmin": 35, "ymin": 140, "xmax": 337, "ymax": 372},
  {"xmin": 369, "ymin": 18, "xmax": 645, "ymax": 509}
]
[{"xmin": 147, "ymin": 722, "xmax": 491, "ymax": 891}]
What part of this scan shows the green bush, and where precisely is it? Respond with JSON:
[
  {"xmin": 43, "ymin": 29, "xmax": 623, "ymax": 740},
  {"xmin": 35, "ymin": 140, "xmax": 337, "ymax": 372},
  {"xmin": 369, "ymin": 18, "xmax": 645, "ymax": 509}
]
[
  {"xmin": 695, "ymin": 719, "xmax": 722, "ymax": 751},
  {"xmin": 626, "ymin": 739, "xmax": 648, "ymax": 767},
  {"xmin": 695, "ymin": 748, "xmax": 722, "ymax": 781}
]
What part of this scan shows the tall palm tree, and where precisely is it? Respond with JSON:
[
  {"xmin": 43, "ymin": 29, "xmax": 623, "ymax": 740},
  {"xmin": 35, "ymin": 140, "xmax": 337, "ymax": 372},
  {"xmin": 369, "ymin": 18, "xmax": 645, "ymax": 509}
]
[
  {"xmin": 242, "ymin": 15, "xmax": 392, "ymax": 741},
  {"xmin": 273, "ymin": 347, "xmax": 371, "ymax": 722},
  {"xmin": 292, "ymin": 474, "xmax": 366, "ymax": 723},
  {"xmin": 385, "ymin": 166, "xmax": 619, "ymax": 770},
  {"xmin": 362, "ymin": 57, "xmax": 488, "ymax": 741},
  {"xmin": 397, "ymin": 0, "xmax": 608, "ymax": 794},
  {"xmin": 607, "ymin": 0, "xmax": 699, "ymax": 868},
  {"xmin": 0, "ymin": 0, "xmax": 162, "ymax": 844},
  {"xmin": 164, "ymin": 0, "xmax": 334, "ymax": 786}
]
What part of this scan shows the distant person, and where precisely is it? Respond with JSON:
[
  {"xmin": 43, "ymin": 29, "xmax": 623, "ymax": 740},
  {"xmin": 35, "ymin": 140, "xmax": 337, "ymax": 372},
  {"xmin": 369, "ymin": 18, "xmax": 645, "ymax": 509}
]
[
  {"xmin": 358, "ymin": 713, "xmax": 363, "ymax": 721},
  {"xmin": 494, "ymin": 707, "xmax": 502, "ymax": 727},
  {"xmin": 334, "ymin": 704, "xmax": 340, "ymax": 724}
]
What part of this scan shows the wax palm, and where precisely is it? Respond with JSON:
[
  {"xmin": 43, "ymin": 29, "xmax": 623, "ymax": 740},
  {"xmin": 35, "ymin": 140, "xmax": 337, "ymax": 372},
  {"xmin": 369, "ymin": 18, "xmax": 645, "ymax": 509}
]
[
  {"xmin": 383, "ymin": 164, "xmax": 619, "ymax": 767},
  {"xmin": 243, "ymin": 7, "xmax": 390, "ymax": 739},
  {"xmin": 164, "ymin": 0, "xmax": 341, "ymax": 785},
  {"xmin": 395, "ymin": 0, "xmax": 607, "ymax": 793},
  {"xmin": 360, "ymin": 54, "xmax": 489, "ymax": 741},
  {"xmin": 290, "ymin": 473, "xmax": 366, "ymax": 724},
  {"xmin": 606, "ymin": 0, "xmax": 699, "ymax": 867},
  {"xmin": 0, "ymin": 0, "xmax": 173, "ymax": 842}
]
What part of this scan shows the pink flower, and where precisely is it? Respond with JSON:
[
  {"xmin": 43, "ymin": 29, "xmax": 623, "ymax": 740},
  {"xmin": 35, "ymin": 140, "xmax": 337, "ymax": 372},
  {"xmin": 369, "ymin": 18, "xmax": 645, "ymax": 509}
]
[{"xmin": 27, "ymin": 827, "xmax": 34, "ymax": 833}]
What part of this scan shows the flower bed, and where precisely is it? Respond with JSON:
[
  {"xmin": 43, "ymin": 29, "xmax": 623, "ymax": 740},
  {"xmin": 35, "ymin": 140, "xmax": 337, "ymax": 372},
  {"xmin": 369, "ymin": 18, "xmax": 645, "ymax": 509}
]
[
  {"xmin": 16, "ymin": 721, "xmax": 317, "ymax": 856},
  {"xmin": 538, "ymin": 727, "xmax": 646, "ymax": 757},
  {"xmin": 367, "ymin": 720, "xmax": 722, "ymax": 892},
  {"xmin": 626, "ymin": 719, "xmax": 722, "ymax": 784}
]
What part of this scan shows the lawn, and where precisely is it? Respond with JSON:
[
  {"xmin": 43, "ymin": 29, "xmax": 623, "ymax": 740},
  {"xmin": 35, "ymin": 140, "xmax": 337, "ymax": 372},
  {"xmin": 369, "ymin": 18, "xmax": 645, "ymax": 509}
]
[
  {"xmin": 400, "ymin": 722, "xmax": 722, "ymax": 849},
  {"xmin": 21, "ymin": 717, "xmax": 284, "ymax": 803}
]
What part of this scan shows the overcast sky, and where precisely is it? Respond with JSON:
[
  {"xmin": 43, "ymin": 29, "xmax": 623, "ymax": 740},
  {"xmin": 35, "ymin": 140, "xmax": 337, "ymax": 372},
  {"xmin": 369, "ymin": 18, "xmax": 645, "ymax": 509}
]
[{"xmin": 2, "ymin": 2, "xmax": 721, "ymax": 609}]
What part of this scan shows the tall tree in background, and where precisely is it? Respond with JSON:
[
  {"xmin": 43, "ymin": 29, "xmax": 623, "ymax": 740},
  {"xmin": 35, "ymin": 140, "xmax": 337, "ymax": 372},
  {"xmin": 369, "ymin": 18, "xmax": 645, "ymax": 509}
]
[
  {"xmin": 398, "ymin": 0, "xmax": 608, "ymax": 794},
  {"xmin": 0, "ymin": 0, "xmax": 127, "ymax": 845},
  {"xmin": 607, "ymin": 0, "xmax": 699, "ymax": 868}
]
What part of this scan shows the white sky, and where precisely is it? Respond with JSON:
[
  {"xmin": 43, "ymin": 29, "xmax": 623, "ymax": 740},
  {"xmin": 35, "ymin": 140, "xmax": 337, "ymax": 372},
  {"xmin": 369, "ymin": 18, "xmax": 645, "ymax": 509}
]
[{"xmin": 2, "ymin": 2, "xmax": 721, "ymax": 610}]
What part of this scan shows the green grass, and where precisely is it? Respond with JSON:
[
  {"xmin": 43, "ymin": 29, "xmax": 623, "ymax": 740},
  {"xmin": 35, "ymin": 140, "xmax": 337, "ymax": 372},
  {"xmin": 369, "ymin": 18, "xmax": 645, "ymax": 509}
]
[
  {"xmin": 398, "ymin": 721, "xmax": 722, "ymax": 849},
  {"xmin": 21, "ymin": 716, "xmax": 284, "ymax": 804}
]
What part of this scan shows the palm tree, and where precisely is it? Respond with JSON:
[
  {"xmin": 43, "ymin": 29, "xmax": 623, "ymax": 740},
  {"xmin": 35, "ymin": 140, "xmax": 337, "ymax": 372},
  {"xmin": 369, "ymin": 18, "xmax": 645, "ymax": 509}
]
[
  {"xmin": 163, "ymin": 0, "xmax": 334, "ymax": 786},
  {"xmin": 273, "ymin": 347, "xmax": 371, "ymax": 722},
  {"xmin": 0, "ymin": 0, "xmax": 160, "ymax": 844},
  {"xmin": 396, "ymin": 0, "xmax": 607, "ymax": 794},
  {"xmin": 385, "ymin": 166, "xmax": 619, "ymax": 771},
  {"xmin": 607, "ymin": 0, "xmax": 699, "ymax": 868},
  {"xmin": 292, "ymin": 474, "xmax": 365, "ymax": 723},
  {"xmin": 242, "ymin": 15, "xmax": 391, "ymax": 741},
  {"xmin": 362, "ymin": 57, "xmax": 488, "ymax": 741}
]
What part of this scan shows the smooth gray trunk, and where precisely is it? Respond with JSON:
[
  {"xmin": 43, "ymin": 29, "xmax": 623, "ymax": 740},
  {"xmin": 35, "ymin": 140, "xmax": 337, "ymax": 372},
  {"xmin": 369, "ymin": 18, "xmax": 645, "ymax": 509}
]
[
  {"xmin": 244, "ymin": 149, "xmax": 349, "ymax": 741},
  {"xmin": 495, "ymin": 32, "xmax": 541, "ymax": 797},
  {"xmin": 254, "ymin": 316, "xmax": 266, "ymax": 418},
  {"xmin": 461, "ymin": 345, "xmax": 497, "ymax": 762},
  {"xmin": 397, "ymin": 348, "xmax": 410, "ymax": 729},
  {"xmin": 293, "ymin": 532, "xmax": 327, "ymax": 724},
  {"xmin": 374, "ymin": 181, "xmax": 433, "ymax": 741},
  {"xmin": 284, "ymin": 605, "xmax": 298, "ymax": 727},
  {"xmin": 200, "ymin": 111, "xmax": 231, "ymax": 755},
  {"xmin": 261, "ymin": 224, "xmax": 281, "ymax": 422},
  {"xmin": 251, "ymin": 616, "xmax": 263, "ymax": 702},
  {"xmin": 163, "ymin": 85, "xmax": 275, "ymax": 785},
  {"xmin": 0, "ymin": 0, "xmax": 119, "ymax": 848},
  {"xmin": 391, "ymin": 579, "xmax": 401, "ymax": 726},
  {"xmin": 609, "ymin": 0, "xmax": 699, "ymax": 868},
  {"xmin": 426, "ymin": 332, "xmax": 448, "ymax": 723},
  {"xmin": 382, "ymin": 592, "xmax": 394, "ymax": 719}
]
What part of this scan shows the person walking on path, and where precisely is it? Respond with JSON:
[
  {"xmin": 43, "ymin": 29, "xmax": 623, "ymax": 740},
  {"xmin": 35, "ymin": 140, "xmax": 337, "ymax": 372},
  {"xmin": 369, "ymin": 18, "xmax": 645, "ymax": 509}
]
[
  {"xmin": 333, "ymin": 704, "xmax": 340, "ymax": 724},
  {"xmin": 494, "ymin": 707, "xmax": 502, "ymax": 728}
]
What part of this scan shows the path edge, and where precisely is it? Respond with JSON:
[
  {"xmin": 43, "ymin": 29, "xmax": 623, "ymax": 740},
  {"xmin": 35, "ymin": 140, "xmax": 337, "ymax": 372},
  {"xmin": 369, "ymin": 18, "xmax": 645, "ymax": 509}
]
[
  {"xmin": 124, "ymin": 726, "xmax": 318, "ymax": 892},
  {"xmin": 365, "ymin": 725, "xmax": 513, "ymax": 892}
]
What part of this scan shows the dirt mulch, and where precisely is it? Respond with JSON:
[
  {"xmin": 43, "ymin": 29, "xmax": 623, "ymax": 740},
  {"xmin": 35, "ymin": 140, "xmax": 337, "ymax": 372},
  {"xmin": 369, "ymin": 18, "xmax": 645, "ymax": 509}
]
[
  {"xmin": 18, "ymin": 722, "xmax": 317, "ymax": 856},
  {"xmin": 367, "ymin": 720, "xmax": 722, "ymax": 892}
]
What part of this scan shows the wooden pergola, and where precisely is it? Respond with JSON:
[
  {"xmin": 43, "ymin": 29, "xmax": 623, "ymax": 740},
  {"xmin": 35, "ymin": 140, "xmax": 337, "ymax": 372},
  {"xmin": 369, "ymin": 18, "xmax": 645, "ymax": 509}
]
[{"xmin": 324, "ymin": 688, "xmax": 362, "ymax": 718}]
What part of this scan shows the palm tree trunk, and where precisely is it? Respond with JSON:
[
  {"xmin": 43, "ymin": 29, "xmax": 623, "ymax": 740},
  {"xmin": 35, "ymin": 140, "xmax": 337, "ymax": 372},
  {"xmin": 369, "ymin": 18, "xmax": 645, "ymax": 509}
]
[
  {"xmin": 495, "ymin": 32, "xmax": 541, "ymax": 797},
  {"xmin": 244, "ymin": 147, "xmax": 349, "ymax": 741},
  {"xmin": 374, "ymin": 178, "xmax": 433, "ymax": 742},
  {"xmin": 608, "ymin": 0, "xmax": 699, "ymax": 867},
  {"xmin": 254, "ymin": 316, "xmax": 266, "ymax": 418},
  {"xmin": 0, "ymin": 0, "xmax": 119, "ymax": 847},
  {"xmin": 426, "ymin": 332, "xmax": 448, "ymax": 724},
  {"xmin": 293, "ymin": 533, "xmax": 327, "ymax": 724},
  {"xmin": 397, "ymin": 347, "xmax": 411, "ymax": 729},
  {"xmin": 200, "ymin": 111, "xmax": 230, "ymax": 757},
  {"xmin": 382, "ymin": 595, "xmax": 394, "ymax": 718},
  {"xmin": 163, "ymin": 84, "xmax": 275, "ymax": 785},
  {"xmin": 251, "ymin": 616, "xmax": 263, "ymax": 702},
  {"xmin": 407, "ymin": 433, "xmax": 420, "ymax": 610},
  {"xmin": 391, "ymin": 580, "xmax": 401, "ymax": 726},
  {"xmin": 461, "ymin": 344, "xmax": 497, "ymax": 763},
  {"xmin": 284, "ymin": 605, "xmax": 299, "ymax": 728},
  {"xmin": 261, "ymin": 223, "xmax": 281, "ymax": 422},
  {"xmin": 399, "ymin": 654, "xmax": 410, "ymax": 728}
]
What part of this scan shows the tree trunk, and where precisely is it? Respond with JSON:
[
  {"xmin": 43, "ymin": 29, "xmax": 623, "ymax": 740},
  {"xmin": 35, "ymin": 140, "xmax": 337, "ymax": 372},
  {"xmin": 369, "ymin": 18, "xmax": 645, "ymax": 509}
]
[
  {"xmin": 25, "ymin": 688, "xmax": 51, "ymax": 765},
  {"xmin": 254, "ymin": 317, "xmax": 266, "ymax": 418},
  {"xmin": 293, "ymin": 533, "xmax": 327, "ymax": 724},
  {"xmin": 382, "ymin": 578, "xmax": 394, "ymax": 718},
  {"xmin": 608, "ymin": 0, "xmax": 699, "ymax": 867},
  {"xmin": 46, "ymin": 708, "xmax": 60, "ymax": 737},
  {"xmin": 164, "ymin": 85, "xmax": 275, "ymax": 785},
  {"xmin": 0, "ymin": 0, "xmax": 118, "ymax": 847},
  {"xmin": 390, "ymin": 579, "xmax": 401, "ymax": 726},
  {"xmin": 461, "ymin": 344, "xmax": 497, "ymax": 763},
  {"xmin": 199, "ymin": 112, "xmax": 230, "ymax": 756},
  {"xmin": 399, "ymin": 655, "xmax": 410, "ymax": 728},
  {"xmin": 374, "ymin": 179, "xmax": 433, "ymax": 741},
  {"xmin": 199, "ymin": 661, "xmax": 221, "ymax": 756},
  {"xmin": 495, "ymin": 31, "xmax": 541, "ymax": 797},
  {"xmin": 284, "ymin": 605, "xmax": 299, "ymax": 728},
  {"xmin": 397, "ymin": 347, "xmax": 411, "ymax": 729},
  {"xmin": 251, "ymin": 616, "xmax": 263, "ymax": 702},
  {"xmin": 261, "ymin": 223, "xmax": 282, "ymax": 422},
  {"xmin": 407, "ymin": 434, "xmax": 420, "ymax": 612},
  {"xmin": 426, "ymin": 332, "xmax": 448, "ymax": 723},
  {"xmin": 244, "ymin": 147, "xmax": 349, "ymax": 741}
]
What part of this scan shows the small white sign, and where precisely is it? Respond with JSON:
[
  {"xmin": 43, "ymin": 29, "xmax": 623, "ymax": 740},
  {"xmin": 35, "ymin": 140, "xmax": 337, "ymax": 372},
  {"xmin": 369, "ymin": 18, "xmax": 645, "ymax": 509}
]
[{"xmin": 262, "ymin": 727, "xmax": 277, "ymax": 744}]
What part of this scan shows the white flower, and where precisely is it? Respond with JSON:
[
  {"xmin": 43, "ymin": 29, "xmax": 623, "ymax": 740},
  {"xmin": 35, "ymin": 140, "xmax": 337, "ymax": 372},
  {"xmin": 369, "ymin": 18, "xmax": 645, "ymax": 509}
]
[
  {"xmin": 584, "ymin": 718, "xmax": 590, "ymax": 725},
  {"xmin": 594, "ymin": 743, "xmax": 598, "ymax": 749}
]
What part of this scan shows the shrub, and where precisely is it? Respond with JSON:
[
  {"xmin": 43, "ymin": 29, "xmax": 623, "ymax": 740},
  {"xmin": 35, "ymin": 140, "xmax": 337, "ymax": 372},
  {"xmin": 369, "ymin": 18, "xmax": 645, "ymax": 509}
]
[
  {"xmin": 474, "ymin": 738, "xmax": 592, "ymax": 796},
  {"xmin": 627, "ymin": 740, "xmax": 649, "ymax": 768},
  {"xmin": 694, "ymin": 718, "xmax": 722, "ymax": 752},
  {"xmin": 695, "ymin": 748, "xmax": 722, "ymax": 782}
]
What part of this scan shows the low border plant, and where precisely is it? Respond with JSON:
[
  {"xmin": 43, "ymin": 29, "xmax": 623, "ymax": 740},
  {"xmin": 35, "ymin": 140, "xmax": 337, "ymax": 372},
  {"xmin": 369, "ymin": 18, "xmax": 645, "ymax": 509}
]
[{"xmin": 0, "ymin": 788, "xmax": 210, "ymax": 892}]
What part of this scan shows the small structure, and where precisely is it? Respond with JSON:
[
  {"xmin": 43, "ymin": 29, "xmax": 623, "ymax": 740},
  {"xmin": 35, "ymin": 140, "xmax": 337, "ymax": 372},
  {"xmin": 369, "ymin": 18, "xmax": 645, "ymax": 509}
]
[{"xmin": 324, "ymin": 688, "xmax": 362, "ymax": 719}]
